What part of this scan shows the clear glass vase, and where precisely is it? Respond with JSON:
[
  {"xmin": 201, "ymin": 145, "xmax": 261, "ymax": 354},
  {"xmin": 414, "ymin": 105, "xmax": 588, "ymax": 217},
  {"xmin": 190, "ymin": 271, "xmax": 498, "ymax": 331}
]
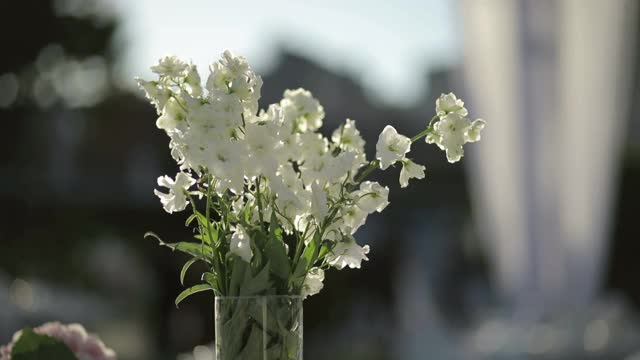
[{"xmin": 214, "ymin": 296, "xmax": 303, "ymax": 360}]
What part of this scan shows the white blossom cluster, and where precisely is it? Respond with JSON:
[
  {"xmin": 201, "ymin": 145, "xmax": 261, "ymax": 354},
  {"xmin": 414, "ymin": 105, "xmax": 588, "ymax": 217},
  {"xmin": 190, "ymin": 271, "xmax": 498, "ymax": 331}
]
[
  {"xmin": 427, "ymin": 93, "xmax": 486, "ymax": 163},
  {"xmin": 138, "ymin": 51, "xmax": 484, "ymax": 300}
]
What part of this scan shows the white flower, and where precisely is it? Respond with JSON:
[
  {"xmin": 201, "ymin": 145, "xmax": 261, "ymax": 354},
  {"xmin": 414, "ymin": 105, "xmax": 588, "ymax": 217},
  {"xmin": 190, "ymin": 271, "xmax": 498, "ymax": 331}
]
[
  {"xmin": 399, "ymin": 159, "xmax": 426, "ymax": 188},
  {"xmin": 274, "ymin": 187, "xmax": 309, "ymax": 232},
  {"xmin": 136, "ymin": 78, "xmax": 170, "ymax": 114},
  {"xmin": 205, "ymin": 140, "xmax": 247, "ymax": 194},
  {"xmin": 256, "ymin": 103, "xmax": 285, "ymax": 125},
  {"xmin": 331, "ymin": 120, "xmax": 367, "ymax": 177},
  {"xmin": 207, "ymin": 50, "xmax": 262, "ymax": 117},
  {"xmin": 323, "ymin": 151, "xmax": 359, "ymax": 183},
  {"xmin": 231, "ymin": 195, "xmax": 245, "ymax": 215},
  {"xmin": 274, "ymin": 163, "xmax": 304, "ymax": 194},
  {"xmin": 436, "ymin": 92, "xmax": 468, "ymax": 117},
  {"xmin": 154, "ymin": 172, "xmax": 196, "ymax": 213},
  {"xmin": 230, "ymin": 225, "xmax": 252, "ymax": 262},
  {"xmin": 270, "ymin": 168, "xmax": 310, "ymax": 229},
  {"xmin": 176, "ymin": 127, "xmax": 211, "ymax": 170},
  {"xmin": 326, "ymin": 236, "xmax": 370, "ymax": 270},
  {"xmin": 244, "ymin": 75, "xmax": 263, "ymax": 117},
  {"xmin": 156, "ymin": 97, "xmax": 186, "ymax": 132},
  {"xmin": 427, "ymin": 116, "xmax": 485, "ymax": 165},
  {"xmin": 341, "ymin": 206, "xmax": 368, "ymax": 234},
  {"xmin": 151, "ymin": 55, "xmax": 188, "ymax": 77},
  {"xmin": 355, "ymin": 181, "xmax": 389, "ymax": 214},
  {"xmin": 184, "ymin": 63, "xmax": 202, "ymax": 96},
  {"xmin": 425, "ymin": 131, "xmax": 441, "ymax": 145},
  {"xmin": 431, "ymin": 113, "xmax": 473, "ymax": 163},
  {"xmin": 302, "ymin": 267, "xmax": 325, "ymax": 298},
  {"xmin": 465, "ymin": 118, "xmax": 486, "ymax": 142},
  {"xmin": 279, "ymin": 130, "xmax": 301, "ymax": 162},
  {"xmin": 299, "ymin": 154, "xmax": 330, "ymax": 188},
  {"xmin": 310, "ymin": 181, "xmax": 329, "ymax": 221},
  {"xmin": 376, "ymin": 125, "xmax": 411, "ymax": 170},
  {"xmin": 299, "ymin": 135, "xmax": 341, "ymax": 187},
  {"xmin": 299, "ymin": 132, "xmax": 328, "ymax": 159},
  {"xmin": 214, "ymin": 50, "xmax": 250, "ymax": 85},
  {"xmin": 281, "ymin": 88, "xmax": 325, "ymax": 132},
  {"xmin": 332, "ymin": 119, "xmax": 365, "ymax": 153},
  {"xmin": 210, "ymin": 92, "xmax": 244, "ymax": 116},
  {"xmin": 244, "ymin": 122, "xmax": 281, "ymax": 178}
]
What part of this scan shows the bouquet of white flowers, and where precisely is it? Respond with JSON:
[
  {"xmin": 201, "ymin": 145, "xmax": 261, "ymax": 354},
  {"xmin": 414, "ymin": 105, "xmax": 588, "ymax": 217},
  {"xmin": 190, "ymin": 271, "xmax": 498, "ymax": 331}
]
[{"xmin": 138, "ymin": 50, "xmax": 484, "ymax": 359}]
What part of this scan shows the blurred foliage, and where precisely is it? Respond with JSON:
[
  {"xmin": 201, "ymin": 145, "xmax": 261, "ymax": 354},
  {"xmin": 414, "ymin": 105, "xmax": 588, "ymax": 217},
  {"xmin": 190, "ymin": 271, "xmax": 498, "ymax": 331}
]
[{"xmin": 11, "ymin": 328, "xmax": 76, "ymax": 360}]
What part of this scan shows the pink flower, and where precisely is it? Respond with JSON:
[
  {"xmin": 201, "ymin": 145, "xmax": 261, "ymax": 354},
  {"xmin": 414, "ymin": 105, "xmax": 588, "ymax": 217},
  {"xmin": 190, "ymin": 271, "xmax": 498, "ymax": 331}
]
[
  {"xmin": 0, "ymin": 344, "xmax": 12, "ymax": 360},
  {"xmin": 0, "ymin": 322, "xmax": 116, "ymax": 360}
]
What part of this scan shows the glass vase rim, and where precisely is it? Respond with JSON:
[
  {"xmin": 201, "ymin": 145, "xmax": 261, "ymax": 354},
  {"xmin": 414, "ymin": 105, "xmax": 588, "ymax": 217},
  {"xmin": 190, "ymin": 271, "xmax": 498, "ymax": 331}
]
[{"xmin": 215, "ymin": 295, "xmax": 303, "ymax": 300}]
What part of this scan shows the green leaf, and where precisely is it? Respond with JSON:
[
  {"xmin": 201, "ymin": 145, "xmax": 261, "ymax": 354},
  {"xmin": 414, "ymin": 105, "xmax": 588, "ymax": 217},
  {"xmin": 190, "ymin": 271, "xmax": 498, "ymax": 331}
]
[
  {"xmin": 180, "ymin": 258, "xmax": 198, "ymax": 286},
  {"xmin": 261, "ymin": 211, "xmax": 291, "ymax": 281},
  {"xmin": 228, "ymin": 259, "xmax": 248, "ymax": 297},
  {"xmin": 290, "ymin": 257, "xmax": 308, "ymax": 291},
  {"xmin": 291, "ymin": 257, "xmax": 307, "ymax": 279},
  {"xmin": 269, "ymin": 210, "xmax": 282, "ymax": 240},
  {"xmin": 201, "ymin": 272, "xmax": 222, "ymax": 295},
  {"xmin": 317, "ymin": 242, "xmax": 330, "ymax": 259},
  {"xmin": 221, "ymin": 302, "xmax": 251, "ymax": 357},
  {"xmin": 202, "ymin": 271, "xmax": 217, "ymax": 285},
  {"xmin": 201, "ymin": 223, "xmax": 218, "ymax": 245},
  {"xmin": 144, "ymin": 231, "xmax": 164, "ymax": 243},
  {"xmin": 11, "ymin": 328, "xmax": 77, "ymax": 360},
  {"xmin": 290, "ymin": 232, "xmax": 321, "ymax": 292},
  {"xmin": 250, "ymin": 228, "xmax": 268, "ymax": 251},
  {"xmin": 185, "ymin": 213, "xmax": 198, "ymax": 226},
  {"xmin": 175, "ymin": 284, "xmax": 215, "ymax": 307},
  {"xmin": 265, "ymin": 233, "xmax": 290, "ymax": 281},
  {"xmin": 209, "ymin": 225, "xmax": 219, "ymax": 244},
  {"xmin": 160, "ymin": 241, "xmax": 213, "ymax": 262},
  {"xmin": 301, "ymin": 232, "xmax": 321, "ymax": 269},
  {"xmin": 252, "ymin": 240, "xmax": 264, "ymax": 270},
  {"xmin": 237, "ymin": 324, "xmax": 263, "ymax": 360},
  {"xmin": 242, "ymin": 200, "xmax": 253, "ymax": 224},
  {"xmin": 247, "ymin": 303, "xmax": 279, "ymax": 336},
  {"xmin": 146, "ymin": 231, "xmax": 213, "ymax": 260},
  {"xmin": 192, "ymin": 210, "xmax": 209, "ymax": 227},
  {"xmin": 285, "ymin": 330, "xmax": 301, "ymax": 359},
  {"xmin": 193, "ymin": 234, "xmax": 205, "ymax": 242},
  {"xmin": 187, "ymin": 211, "xmax": 217, "ymax": 245},
  {"xmin": 240, "ymin": 262, "xmax": 272, "ymax": 296}
]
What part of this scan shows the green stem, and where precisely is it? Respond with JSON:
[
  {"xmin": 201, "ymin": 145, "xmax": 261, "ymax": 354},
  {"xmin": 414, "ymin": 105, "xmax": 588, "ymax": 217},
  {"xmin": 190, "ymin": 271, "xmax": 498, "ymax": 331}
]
[
  {"xmin": 428, "ymin": 114, "xmax": 439, "ymax": 128},
  {"xmin": 354, "ymin": 160, "xmax": 379, "ymax": 183},
  {"xmin": 410, "ymin": 115, "xmax": 439, "ymax": 142},
  {"xmin": 272, "ymin": 203, "xmax": 298, "ymax": 239},
  {"xmin": 255, "ymin": 176, "xmax": 266, "ymax": 228},
  {"xmin": 291, "ymin": 221, "xmax": 311, "ymax": 273},
  {"xmin": 410, "ymin": 129, "xmax": 430, "ymax": 143},
  {"xmin": 204, "ymin": 176, "xmax": 225, "ymax": 293}
]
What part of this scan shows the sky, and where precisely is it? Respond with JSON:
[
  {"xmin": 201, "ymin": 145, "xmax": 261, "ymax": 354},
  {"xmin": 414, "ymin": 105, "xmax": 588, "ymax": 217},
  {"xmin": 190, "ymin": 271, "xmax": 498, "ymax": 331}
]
[{"xmin": 111, "ymin": 0, "xmax": 461, "ymax": 106}]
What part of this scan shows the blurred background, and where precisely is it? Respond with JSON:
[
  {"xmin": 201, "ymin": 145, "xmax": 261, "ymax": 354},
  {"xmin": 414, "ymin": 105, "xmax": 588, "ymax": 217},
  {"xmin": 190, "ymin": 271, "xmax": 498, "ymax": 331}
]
[{"xmin": 1, "ymin": 0, "xmax": 639, "ymax": 359}]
